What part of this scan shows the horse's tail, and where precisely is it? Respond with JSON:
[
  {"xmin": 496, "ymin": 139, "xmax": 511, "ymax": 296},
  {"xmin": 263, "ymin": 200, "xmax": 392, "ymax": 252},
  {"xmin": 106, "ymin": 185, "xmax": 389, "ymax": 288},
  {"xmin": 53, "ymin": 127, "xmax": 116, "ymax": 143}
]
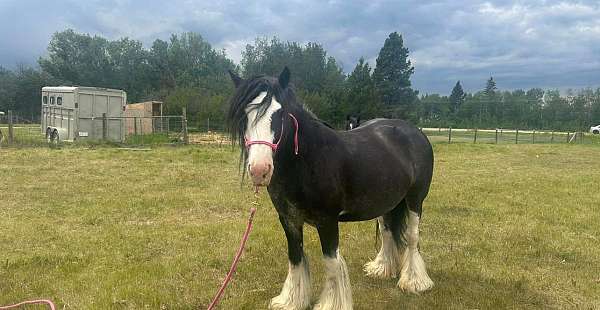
[
  {"xmin": 394, "ymin": 199, "xmax": 410, "ymax": 249},
  {"xmin": 374, "ymin": 219, "xmax": 380, "ymax": 252},
  {"xmin": 374, "ymin": 199, "xmax": 411, "ymax": 252}
]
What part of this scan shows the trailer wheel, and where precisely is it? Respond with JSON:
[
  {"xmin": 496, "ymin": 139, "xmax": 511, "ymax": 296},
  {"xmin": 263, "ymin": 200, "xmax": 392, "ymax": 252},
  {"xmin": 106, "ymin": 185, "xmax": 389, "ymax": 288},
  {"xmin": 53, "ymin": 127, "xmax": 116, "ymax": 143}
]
[
  {"xmin": 46, "ymin": 129, "xmax": 53, "ymax": 143},
  {"xmin": 51, "ymin": 130, "xmax": 59, "ymax": 144}
]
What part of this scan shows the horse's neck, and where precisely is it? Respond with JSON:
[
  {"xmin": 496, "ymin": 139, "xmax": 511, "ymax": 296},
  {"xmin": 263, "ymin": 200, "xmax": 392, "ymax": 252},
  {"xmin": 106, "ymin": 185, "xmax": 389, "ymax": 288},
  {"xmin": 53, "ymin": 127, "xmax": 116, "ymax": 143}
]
[{"xmin": 279, "ymin": 111, "xmax": 342, "ymax": 166}]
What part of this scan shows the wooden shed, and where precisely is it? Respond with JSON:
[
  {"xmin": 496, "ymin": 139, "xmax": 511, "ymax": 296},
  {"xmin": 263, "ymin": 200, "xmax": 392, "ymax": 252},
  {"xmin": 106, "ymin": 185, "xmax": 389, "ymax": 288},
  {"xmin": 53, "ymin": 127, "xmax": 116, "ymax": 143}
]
[{"xmin": 124, "ymin": 101, "xmax": 163, "ymax": 135}]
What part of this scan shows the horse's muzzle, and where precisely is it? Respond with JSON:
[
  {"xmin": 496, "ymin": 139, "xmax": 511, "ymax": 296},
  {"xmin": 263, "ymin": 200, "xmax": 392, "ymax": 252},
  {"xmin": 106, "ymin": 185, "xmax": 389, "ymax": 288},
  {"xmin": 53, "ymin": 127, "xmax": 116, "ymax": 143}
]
[{"xmin": 249, "ymin": 162, "xmax": 273, "ymax": 186}]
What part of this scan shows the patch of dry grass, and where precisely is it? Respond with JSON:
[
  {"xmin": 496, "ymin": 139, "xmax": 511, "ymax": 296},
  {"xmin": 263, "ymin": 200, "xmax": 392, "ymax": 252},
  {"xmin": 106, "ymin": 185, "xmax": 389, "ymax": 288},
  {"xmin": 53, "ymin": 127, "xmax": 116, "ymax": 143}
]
[{"xmin": 1, "ymin": 143, "xmax": 599, "ymax": 309}]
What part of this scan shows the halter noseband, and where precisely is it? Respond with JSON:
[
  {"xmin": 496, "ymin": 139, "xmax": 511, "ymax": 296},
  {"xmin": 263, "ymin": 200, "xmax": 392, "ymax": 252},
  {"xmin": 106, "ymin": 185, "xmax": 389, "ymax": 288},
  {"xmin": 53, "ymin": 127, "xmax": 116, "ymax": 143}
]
[{"xmin": 244, "ymin": 113, "xmax": 299, "ymax": 155}]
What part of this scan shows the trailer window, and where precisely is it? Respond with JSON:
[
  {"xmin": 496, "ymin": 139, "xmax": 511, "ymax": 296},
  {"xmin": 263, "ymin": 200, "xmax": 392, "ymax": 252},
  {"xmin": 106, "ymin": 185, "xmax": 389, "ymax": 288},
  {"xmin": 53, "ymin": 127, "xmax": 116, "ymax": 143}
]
[
  {"xmin": 43, "ymin": 96, "xmax": 48, "ymax": 105},
  {"xmin": 57, "ymin": 97, "xmax": 62, "ymax": 105},
  {"xmin": 50, "ymin": 97, "xmax": 55, "ymax": 105}
]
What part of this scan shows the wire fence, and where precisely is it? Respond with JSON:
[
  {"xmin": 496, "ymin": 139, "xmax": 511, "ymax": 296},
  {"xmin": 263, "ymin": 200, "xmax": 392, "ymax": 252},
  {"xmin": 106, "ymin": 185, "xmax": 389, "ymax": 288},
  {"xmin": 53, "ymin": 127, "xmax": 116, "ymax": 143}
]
[
  {"xmin": 188, "ymin": 118, "xmax": 230, "ymax": 146},
  {"xmin": 0, "ymin": 111, "xmax": 45, "ymax": 146},
  {"xmin": 2, "ymin": 113, "xmax": 599, "ymax": 147},
  {"xmin": 422, "ymin": 127, "xmax": 600, "ymax": 145},
  {"xmin": 0, "ymin": 110, "xmax": 189, "ymax": 147},
  {"xmin": 120, "ymin": 115, "xmax": 187, "ymax": 145}
]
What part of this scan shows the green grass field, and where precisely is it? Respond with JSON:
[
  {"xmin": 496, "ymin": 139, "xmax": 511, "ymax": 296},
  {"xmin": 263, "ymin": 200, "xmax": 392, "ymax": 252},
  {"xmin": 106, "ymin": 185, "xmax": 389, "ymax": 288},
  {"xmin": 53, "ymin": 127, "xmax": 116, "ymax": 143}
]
[{"xmin": 1, "ymin": 143, "xmax": 599, "ymax": 309}]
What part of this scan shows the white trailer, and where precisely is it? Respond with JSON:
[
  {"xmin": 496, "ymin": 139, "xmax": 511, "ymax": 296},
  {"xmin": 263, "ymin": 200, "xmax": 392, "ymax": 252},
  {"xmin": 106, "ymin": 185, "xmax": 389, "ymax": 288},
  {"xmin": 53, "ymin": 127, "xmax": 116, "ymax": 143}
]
[{"xmin": 41, "ymin": 86, "xmax": 127, "ymax": 142}]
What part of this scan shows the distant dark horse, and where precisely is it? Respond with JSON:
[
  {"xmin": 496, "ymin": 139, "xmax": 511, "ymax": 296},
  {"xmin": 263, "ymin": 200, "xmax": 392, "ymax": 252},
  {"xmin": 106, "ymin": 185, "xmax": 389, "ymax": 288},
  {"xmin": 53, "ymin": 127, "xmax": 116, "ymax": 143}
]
[
  {"xmin": 345, "ymin": 115, "xmax": 360, "ymax": 131},
  {"xmin": 227, "ymin": 68, "xmax": 434, "ymax": 310}
]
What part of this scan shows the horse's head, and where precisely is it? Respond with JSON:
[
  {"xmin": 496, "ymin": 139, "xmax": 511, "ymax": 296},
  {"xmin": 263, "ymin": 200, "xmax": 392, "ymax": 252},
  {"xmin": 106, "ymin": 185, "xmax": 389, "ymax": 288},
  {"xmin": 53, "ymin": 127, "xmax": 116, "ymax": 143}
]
[
  {"xmin": 346, "ymin": 115, "xmax": 360, "ymax": 130},
  {"xmin": 227, "ymin": 67, "xmax": 293, "ymax": 188}
]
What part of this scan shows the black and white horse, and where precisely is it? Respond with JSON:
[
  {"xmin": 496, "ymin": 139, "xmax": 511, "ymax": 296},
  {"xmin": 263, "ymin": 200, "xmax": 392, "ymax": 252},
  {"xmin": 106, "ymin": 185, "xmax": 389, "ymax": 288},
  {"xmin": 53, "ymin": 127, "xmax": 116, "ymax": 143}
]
[
  {"xmin": 227, "ymin": 68, "xmax": 434, "ymax": 310},
  {"xmin": 345, "ymin": 115, "xmax": 360, "ymax": 131}
]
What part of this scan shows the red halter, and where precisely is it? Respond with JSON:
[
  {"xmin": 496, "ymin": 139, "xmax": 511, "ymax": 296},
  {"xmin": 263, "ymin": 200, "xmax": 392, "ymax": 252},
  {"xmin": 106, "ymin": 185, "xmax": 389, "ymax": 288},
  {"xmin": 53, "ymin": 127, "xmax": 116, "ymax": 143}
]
[{"xmin": 244, "ymin": 113, "xmax": 299, "ymax": 155}]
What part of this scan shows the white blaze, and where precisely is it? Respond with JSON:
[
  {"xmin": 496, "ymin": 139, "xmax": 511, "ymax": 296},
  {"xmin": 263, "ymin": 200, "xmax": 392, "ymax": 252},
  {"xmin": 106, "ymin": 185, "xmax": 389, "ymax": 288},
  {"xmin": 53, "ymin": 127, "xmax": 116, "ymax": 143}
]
[{"xmin": 245, "ymin": 91, "xmax": 282, "ymax": 175}]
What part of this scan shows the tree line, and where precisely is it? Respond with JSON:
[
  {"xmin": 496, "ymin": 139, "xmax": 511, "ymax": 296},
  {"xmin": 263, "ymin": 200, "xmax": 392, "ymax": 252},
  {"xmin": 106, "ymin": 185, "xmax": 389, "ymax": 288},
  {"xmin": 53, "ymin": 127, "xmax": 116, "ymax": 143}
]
[{"xmin": 1, "ymin": 29, "xmax": 599, "ymax": 131}]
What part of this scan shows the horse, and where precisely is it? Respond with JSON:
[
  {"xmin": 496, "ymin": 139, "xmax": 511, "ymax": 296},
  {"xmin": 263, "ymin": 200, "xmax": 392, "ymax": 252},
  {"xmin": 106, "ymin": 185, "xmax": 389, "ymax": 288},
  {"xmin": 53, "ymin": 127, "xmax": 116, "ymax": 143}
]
[
  {"xmin": 345, "ymin": 115, "xmax": 360, "ymax": 131},
  {"xmin": 227, "ymin": 68, "xmax": 434, "ymax": 310}
]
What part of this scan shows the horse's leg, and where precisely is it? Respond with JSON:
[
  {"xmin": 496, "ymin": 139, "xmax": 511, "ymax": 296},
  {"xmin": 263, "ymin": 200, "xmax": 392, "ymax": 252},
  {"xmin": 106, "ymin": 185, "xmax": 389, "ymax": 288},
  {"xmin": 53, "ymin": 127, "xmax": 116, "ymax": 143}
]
[
  {"xmin": 397, "ymin": 195, "xmax": 434, "ymax": 293},
  {"xmin": 270, "ymin": 215, "xmax": 311, "ymax": 310},
  {"xmin": 363, "ymin": 204, "xmax": 407, "ymax": 279},
  {"xmin": 314, "ymin": 221, "xmax": 353, "ymax": 310}
]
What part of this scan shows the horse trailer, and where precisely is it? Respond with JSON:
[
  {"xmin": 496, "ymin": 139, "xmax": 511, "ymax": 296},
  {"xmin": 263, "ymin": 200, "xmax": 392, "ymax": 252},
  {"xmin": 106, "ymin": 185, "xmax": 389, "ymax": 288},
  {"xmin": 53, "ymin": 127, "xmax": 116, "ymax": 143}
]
[{"xmin": 41, "ymin": 86, "xmax": 127, "ymax": 142}]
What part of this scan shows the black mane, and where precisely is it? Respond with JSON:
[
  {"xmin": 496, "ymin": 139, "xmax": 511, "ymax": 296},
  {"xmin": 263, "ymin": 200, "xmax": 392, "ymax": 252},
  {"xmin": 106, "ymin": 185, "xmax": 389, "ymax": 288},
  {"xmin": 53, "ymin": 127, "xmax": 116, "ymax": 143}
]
[{"xmin": 226, "ymin": 75, "xmax": 330, "ymax": 163}]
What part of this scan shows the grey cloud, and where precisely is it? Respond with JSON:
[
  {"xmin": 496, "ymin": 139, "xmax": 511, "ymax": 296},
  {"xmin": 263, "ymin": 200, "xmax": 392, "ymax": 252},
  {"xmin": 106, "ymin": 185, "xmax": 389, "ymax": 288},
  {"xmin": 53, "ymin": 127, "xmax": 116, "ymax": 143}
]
[{"xmin": 0, "ymin": 0, "xmax": 598, "ymax": 94}]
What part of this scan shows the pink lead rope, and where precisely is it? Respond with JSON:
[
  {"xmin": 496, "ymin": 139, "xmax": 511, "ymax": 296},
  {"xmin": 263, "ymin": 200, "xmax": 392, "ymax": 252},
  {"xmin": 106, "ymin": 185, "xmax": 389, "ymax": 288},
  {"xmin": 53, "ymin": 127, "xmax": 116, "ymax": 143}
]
[
  {"xmin": 288, "ymin": 113, "xmax": 299, "ymax": 155},
  {"xmin": 207, "ymin": 207, "xmax": 257, "ymax": 310},
  {"xmin": 0, "ymin": 299, "xmax": 56, "ymax": 310},
  {"xmin": 1, "ymin": 211, "xmax": 258, "ymax": 310},
  {"xmin": 245, "ymin": 113, "xmax": 299, "ymax": 155}
]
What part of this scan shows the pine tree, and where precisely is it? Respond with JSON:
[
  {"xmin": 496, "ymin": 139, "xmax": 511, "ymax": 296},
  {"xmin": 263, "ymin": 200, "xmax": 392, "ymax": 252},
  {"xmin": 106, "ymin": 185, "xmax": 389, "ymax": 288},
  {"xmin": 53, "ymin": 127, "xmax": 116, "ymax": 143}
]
[
  {"xmin": 479, "ymin": 76, "xmax": 498, "ymax": 125},
  {"xmin": 345, "ymin": 57, "xmax": 380, "ymax": 118},
  {"xmin": 373, "ymin": 32, "xmax": 418, "ymax": 119},
  {"xmin": 449, "ymin": 81, "xmax": 466, "ymax": 113},
  {"xmin": 484, "ymin": 77, "xmax": 497, "ymax": 98}
]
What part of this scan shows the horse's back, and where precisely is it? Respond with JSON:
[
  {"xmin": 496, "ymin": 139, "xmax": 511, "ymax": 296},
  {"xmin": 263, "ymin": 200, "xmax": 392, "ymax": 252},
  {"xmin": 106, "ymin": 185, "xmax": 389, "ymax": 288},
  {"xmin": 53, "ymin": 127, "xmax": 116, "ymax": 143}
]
[
  {"xmin": 344, "ymin": 118, "xmax": 432, "ymax": 156},
  {"xmin": 360, "ymin": 118, "xmax": 434, "ymax": 186},
  {"xmin": 336, "ymin": 118, "xmax": 434, "ymax": 221}
]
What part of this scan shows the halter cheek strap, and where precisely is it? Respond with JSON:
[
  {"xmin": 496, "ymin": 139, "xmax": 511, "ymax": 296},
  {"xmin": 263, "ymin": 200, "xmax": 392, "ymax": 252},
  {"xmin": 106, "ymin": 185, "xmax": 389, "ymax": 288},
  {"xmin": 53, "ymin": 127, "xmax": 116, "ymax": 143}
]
[{"xmin": 245, "ymin": 113, "xmax": 299, "ymax": 155}]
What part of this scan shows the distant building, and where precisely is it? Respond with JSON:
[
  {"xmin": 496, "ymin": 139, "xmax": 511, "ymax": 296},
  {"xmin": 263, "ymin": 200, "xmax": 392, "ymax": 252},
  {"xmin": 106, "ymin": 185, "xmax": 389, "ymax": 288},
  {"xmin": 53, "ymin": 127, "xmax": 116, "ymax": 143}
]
[{"xmin": 124, "ymin": 101, "xmax": 164, "ymax": 135}]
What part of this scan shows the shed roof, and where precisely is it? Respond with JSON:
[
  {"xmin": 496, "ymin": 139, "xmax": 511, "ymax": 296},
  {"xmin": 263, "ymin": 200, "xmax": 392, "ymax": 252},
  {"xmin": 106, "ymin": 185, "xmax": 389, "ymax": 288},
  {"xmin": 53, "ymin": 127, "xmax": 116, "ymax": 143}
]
[{"xmin": 42, "ymin": 86, "xmax": 125, "ymax": 94}]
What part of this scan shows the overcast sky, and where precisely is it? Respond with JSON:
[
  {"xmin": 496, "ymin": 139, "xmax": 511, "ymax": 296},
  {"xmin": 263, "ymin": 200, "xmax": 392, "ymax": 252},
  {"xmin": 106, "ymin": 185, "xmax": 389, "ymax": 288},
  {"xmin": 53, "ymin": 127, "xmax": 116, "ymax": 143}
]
[{"xmin": 1, "ymin": 0, "xmax": 599, "ymax": 94}]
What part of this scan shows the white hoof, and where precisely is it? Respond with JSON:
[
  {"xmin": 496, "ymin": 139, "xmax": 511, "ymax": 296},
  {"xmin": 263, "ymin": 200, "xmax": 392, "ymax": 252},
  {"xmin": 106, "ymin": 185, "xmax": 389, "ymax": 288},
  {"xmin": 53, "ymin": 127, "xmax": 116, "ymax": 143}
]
[
  {"xmin": 269, "ymin": 259, "xmax": 311, "ymax": 310},
  {"xmin": 314, "ymin": 253, "xmax": 353, "ymax": 310},
  {"xmin": 397, "ymin": 249, "xmax": 433, "ymax": 294},
  {"xmin": 269, "ymin": 295, "xmax": 308, "ymax": 310},
  {"xmin": 364, "ymin": 221, "xmax": 399, "ymax": 279},
  {"xmin": 397, "ymin": 272, "xmax": 434, "ymax": 294},
  {"xmin": 363, "ymin": 257, "xmax": 398, "ymax": 279}
]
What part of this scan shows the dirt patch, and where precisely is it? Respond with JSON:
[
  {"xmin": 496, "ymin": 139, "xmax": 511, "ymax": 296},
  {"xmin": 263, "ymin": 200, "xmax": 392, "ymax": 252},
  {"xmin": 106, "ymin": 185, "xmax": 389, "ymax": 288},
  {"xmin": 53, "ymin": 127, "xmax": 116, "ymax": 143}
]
[{"xmin": 189, "ymin": 132, "xmax": 232, "ymax": 145}]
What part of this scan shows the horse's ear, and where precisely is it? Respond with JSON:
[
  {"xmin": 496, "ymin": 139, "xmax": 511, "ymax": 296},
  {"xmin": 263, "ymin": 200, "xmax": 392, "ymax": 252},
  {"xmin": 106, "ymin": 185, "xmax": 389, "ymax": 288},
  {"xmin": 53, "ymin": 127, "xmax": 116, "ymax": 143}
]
[
  {"xmin": 279, "ymin": 67, "xmax": 291, "ymax": 89},
  {"xmin": 228, "ymin": 70, "xmax": 243, "ymax": 88}
]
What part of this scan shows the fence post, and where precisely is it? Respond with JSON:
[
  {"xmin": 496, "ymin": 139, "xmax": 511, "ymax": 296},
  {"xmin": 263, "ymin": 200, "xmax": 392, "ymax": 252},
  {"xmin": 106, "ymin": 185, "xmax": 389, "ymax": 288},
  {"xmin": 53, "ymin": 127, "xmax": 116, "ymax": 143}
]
[
  {"xmin": 140, "ymin": 118, "xmax": 144, "ymax": 145},
  {"xmin": 516, "ymin": 129, "xmax": 519, "ymax": 144},
  {"xmin": 102, "ymin": 113, "xmax": 108, "ymax": 141},
  {"xmin": 495, "ymin": 129, "xmax": 498, "ymax": 144},
  {"xmin": 473, "ymin": 128, "xmax": 478, "ymax": 143},
  {"xmin": 532, "ymin": 130, "xmax": 535, "ymax": 144},
  {"xmin": 448, "ymin": 126, "xmax": 452, "ymax": 143},
  {"xmin": 551, "ymin": 131, "xmax": 554, "ymax": 143},
  {"xmin": 134, "ymin": 117, "xmax": 138, "ymax": 135},
  {"xmin": 566, "ymin": 132, "xmax": 570, "ymax": 143},
  {"xmin": 207, "ymin": 117, "xmax": 211, "ymax": 132},
  {"xmin": 7, "ymin": 110, "xmax": 14, "ymax": 144},
  {"xmin": 182, "ymin": 107, "xmax": 189, "ymax": 145}
]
